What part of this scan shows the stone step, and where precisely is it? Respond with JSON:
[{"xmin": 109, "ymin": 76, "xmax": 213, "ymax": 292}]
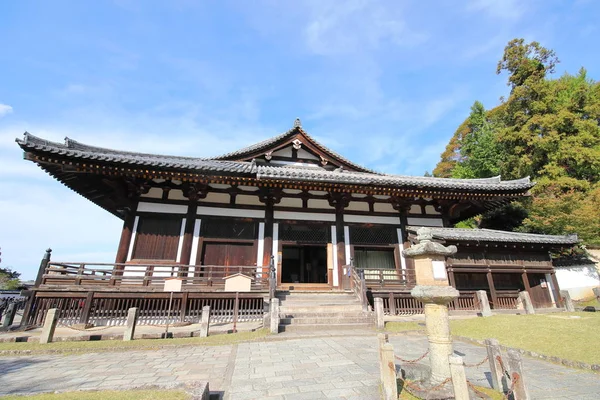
[
  {"xmin": 278, "ymin": 323, "xmax": 372, "ymax": 332},
  {"xmin": 280, "ymin": 316, "xmax": 373, "ymax": 325},
  {"xmin": 277, "ymin": 295, "xmax": 359, "ymax": 302},
  {"xmin": 280, "ymin": 311, "xmax": 370, "ymax": 318},
  {"xmin": 279, "ymin": 305, "xmax": 364, "ymax": 314}
]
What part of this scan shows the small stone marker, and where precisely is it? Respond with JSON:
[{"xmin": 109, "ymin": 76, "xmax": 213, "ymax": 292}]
[
  {"xmin": 377, "ymin": 333, "xmax": 389, "ymax": 383},
  {"xmin": 485, "ymin": 338, "xmax": 505, "ymax": 392},
  {"xmin": 40, "ymin": 308, "xmax": 59, "ymax": 344},
  {"xmin": 380, "ymin": 343, "xmax": 398, "ymax": 400},
  {"xmin": 476, "ymin": 290, "xmax": 492, "ymax": 317},
  {"xmin": 507, "ymin": 349, "xmax": 530, "ymax": 400},
  {"xmin": 269, "ymin": 298, "xmax": 280, "ymax": 334},
  {"xmin": 200, "ymin": 305, "xmax": 211, "ymax": 337},
  {"xmin": 517, "ymin": 291, "xmax": 535, "ymax": 314},
  {"xmin": 2, "ymin": 303, "xmax": 17, "ymax": 330},
  {"xmin": 374, "ymin": 297, "xmax": 385, "ymax": 329},
  {"xmin": 560, "ymin": 290, "xmax": 575, "ymax": 312},
  {"xmin": 123, "ymin": 307, "xmax": 139, "ymax": 341},
  {"xmin": 448, "ymin": 355, "xmax": 469, "ymax": 400}
]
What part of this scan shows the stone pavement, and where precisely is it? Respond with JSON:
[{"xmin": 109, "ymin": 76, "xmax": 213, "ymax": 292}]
[{"xmin": 1, "ymin": 329, "xmax": 599, "ymax": 399}]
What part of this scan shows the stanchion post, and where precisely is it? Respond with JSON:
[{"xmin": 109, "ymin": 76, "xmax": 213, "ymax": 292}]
[
  {"xmin": 2, "ymin": 303, "xmax": 17, "ymax": 330},
  {"xmin": 560, "ymin": 290, "xmax": 575, "ymax": 312},
  {"xmin": 508, "ymin": 349, "xmax": 530, "ymax": 400},
  {"xmin": 449, "ymin": 355, "xmax": 469, "ymax": 400},
  {"xmin": 485, "ymin": 338, "xmax": 505, "ymax": 392},
  {"xmin": 476, "ymin": 290, "xmax": 492, "ymax": 317},
  {"xmin": 380, "ymin": 343, "xmax": 398, "ymax": 400}
]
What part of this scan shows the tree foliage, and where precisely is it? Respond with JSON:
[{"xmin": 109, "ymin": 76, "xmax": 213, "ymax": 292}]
[
  {"xmin": 434, "ymin": 39, "xmax": 600, "ymax": 244},
  {"xmin": 0, "ymin": 267, "xmax": 21, "ymax": 290}
]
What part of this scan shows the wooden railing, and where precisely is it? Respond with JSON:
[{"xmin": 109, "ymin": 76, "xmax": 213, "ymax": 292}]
[
  {"xmin": 350, "ymin": 265, "xmax": 368, "ymax": 312},
  {"xmin": 494, "ymin": 290, "xmax": 519, "ymax": 309},
  {"xmin": 377, "ymin": 291, "xmax": 479, "ymax": 316},
  {"xmin": 357, "ymin": 267, "xmax": 416, "ymax": 290},
  {"xmin": 25, "ymin": 292, "xmax": 265, "ymax": 327},
  {"xmin": 41, "ymin": 262, "xmax": 269, "ymax": 291},
  {"xmin": 449, "ymin": 291, "xmax": 478, "ymax": 311}
]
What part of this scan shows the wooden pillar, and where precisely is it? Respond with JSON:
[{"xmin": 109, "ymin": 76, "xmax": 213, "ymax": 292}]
[
  {"xmin": 262, "ymin": 201, "xmax": 274, "ymax": 270},
  {"xmin": 550, "ymin": 272, "xmax": 563, "ymax": 308},
  {"xmin": 487, "ymin": 271, "xmax": 498, "ymax": 309},
  {"xmin": 178, "ymin": 203, "xmax": 197, "ymax": 269},
  {"xmin": 522, "ymin": 271, "xmax": 531, "ymax": 292},
  {"xmin": 335, "ymin": 205, "xmax": 346, "ymax": 289},
  {"xmin": 79, "ymin": 291, "xmax": 95, "ymax": 325},
  {"xmin": 448, "ymin": 268, "xmax": 456, "ymax": 288},
  {"xmin": 115, "ymin": 213, "xmax": 136, "ymax": 264}
]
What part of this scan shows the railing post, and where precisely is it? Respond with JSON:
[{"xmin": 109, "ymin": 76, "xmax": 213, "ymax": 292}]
[
  {"xmin": 35, "ymin": 248, "xmax": 52, "ymax": 287},
  {"xmin": 560, "ymin": 290, "xmax": 575, "ymax": 312},
  {"xmin": 359, "ymin": 269, "xmax": 368, "ymax": 312},
  {"xmin": 232, "ymin": 292, "xmax": 239, "ymax": 333},
  {"xmin": 269, "ymin": 255, "xmax": 276, "ymax": 299},
  {"xmin": 374, "ymin": 297, "xmax": 385, "ymax": 329},
  {"xmin": 200, "ymin": 305, "xmax": 211, "ymax": 337},
  {"xmin": 79, "ymin": 292, "xmax": 94, "ymax": 325},
  {"xmin": 40, "ymin": 308, "xmax": 59, "ymax": 344},
  {"xmin": 476, "ymin": 290, "xmax": 492, "ymax": 317},
  {"xmin": 1, "ymin": 303, "xmax": 17, "ymax": 331},
  {"xmin": 123, "ymin": 307, "xmax": 139, "ymax": 341},
  {"xmin": 517, "ymin": 291, "xmax": 535, "ymax": 314},
  {"xmin": 388, "ymin": 292, "xmax": 396, "ymax": 316},
  {"xmin": 180, "ymin": 292, "xmax": 189, "ymax": 322}
]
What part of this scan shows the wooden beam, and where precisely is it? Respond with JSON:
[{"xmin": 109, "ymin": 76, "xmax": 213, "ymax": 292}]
[{"xmin": 486, "ymin": 271, "xmax": 498, "ymax": 309}]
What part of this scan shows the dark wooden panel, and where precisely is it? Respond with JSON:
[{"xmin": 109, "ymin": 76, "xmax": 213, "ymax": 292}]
[{"xmin": 132, "ymin": 216, "xmax": 181, "ymax": 260}]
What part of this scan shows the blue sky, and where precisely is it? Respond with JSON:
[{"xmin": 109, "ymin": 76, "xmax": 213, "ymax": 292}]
[{"xmin": 1, "ymin": 0, "xmax": 599, "ymax": 279}]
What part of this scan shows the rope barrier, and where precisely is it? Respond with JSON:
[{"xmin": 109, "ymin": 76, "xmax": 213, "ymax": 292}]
[
  {"xmin": 395, "ymin": 349, "xmax": 429, "ymax": 363},
  {"xmin": 463, "ymin": 355, "xmax": 489, "ymax": 368},
  {"xmin": 401, "ymin": 377, "xmax": 452, "ymax": 400}
]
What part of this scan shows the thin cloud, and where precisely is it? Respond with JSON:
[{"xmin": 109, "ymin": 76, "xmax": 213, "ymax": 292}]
[
  {"xmin": 0, "ymin": 104, "xmax": 13, "ymax": 118},
  {"xmin": 466, "ymin": 0, "xmax": 526, "ymax": 21}
]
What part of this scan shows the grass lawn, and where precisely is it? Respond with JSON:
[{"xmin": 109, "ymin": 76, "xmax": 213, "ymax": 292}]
[
  {"xmin": 398, "ymin": 382, "xmax": 503, "ymax": 400},
  {"xmin": 0, "ymin": 329, "xmax": 269, "ymax": 355},
  {"xmin": 575, "ymin": 298, "xmax": 600, "ymax": 309},
  {"xmin": 0, "ymin": 389, "xmax": 190, "ymax": 400},
  {"xmin": 387, "ymin": 312, "xmax": 600, "ymax": 365}
]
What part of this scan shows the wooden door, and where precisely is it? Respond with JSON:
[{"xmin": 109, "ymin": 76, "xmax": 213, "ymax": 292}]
[
  {"xmin": 201, "ymin": 242, "xmax": 255, "ymax": 278},
  {"xmin": 528, "ymin": 274, "xmax": 553, "ymax": 308}
]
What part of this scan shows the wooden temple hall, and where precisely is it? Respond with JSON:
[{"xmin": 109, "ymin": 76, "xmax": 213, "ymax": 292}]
[{"xmin": 16, "ymin": 119, "xmax": 578, "ymax": 327}]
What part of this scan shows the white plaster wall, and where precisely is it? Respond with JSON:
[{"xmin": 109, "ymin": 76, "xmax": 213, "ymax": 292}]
[
  {"xmin": 137, "ymin": 202, "xmax": 187, "ymax": 214},
  {"xmin": 374, "ymin": 203, "xmax": 395, "ymax": 213},
  {"xmin": 278, "ymin": 197, "xmax": 303, "ymax": 208},
  {"xmin": 424, "ymin": 205, "xmax": 441, "ymax": 215},
  {"xmin": 308, "ymin": 199, "xmax": 334, "ymax": 209},
  {"xmin": 297, "ymin": 148, "xmax": 318, "ymax": 160},
  {"xmin": 168, "ymin": 189, "xmax": 187, "ymax": 201},
  {"xmin": 406, "ymin": 217, "xmax": 444, "ymax": 227},
  {"xmin": 273, "ymin": 146, "xmax": 293, "ymax": 157},
  {"xmin": 199, "ymin": 192, "xmax": 230, "ymax": 204},
  {"xmin": 209, "ymin": 183, "xmax": 231, "ymax": 189},
  {"xmin": 409, "ymin": 205, "xmax": 422, "ymax": 214},
  {"xmin": 238, "ymin": 185, "xmax": 259, "ymax": 192},
  {"xmin": 555, "ymin": 266, "xmax": 600, "ymax": 300},
  {"xmin": 283, "ymin": 189, "xmax": 302, "ymax": 194},
  {"xmin": 346, "ymin": 201, "xmax": 369, "ymax": 212},
  {"xmin": 236, "ymin": 194, "xmax": 263, "ymax": 206},
  {"xmin": 140, "ymin": 187, "xmax": 163, "ymax": 199}
]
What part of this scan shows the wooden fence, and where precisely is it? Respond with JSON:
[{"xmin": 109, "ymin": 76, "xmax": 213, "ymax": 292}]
[
  {"xmin": 40, "ymin": 262, "xmax": 269, "ymax": 291},
  {"xmin": 24, "ymin": 292, "xmax": 265, "ymax": 327}
]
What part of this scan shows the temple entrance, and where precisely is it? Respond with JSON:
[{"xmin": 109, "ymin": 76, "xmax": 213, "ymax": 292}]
[{"xmin": 281, "ymin": 245, "xmax": 328, "ymax": 284}]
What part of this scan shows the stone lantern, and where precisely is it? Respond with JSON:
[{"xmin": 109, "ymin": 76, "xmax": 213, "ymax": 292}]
[{"xmin": 403, "ymin": 227, "xmax": 459, "ymax": 385}]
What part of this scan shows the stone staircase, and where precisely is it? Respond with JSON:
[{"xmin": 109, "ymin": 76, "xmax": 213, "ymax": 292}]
[{"xmin": 277, "ymin": 291, "xmax": 373, "ymax": 332}]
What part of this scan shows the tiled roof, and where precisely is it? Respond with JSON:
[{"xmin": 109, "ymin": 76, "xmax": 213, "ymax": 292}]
[
  {"xmin": 211, "ymin": 122, "xmax": 375, "ymax": 173},
  {"xmin": 407, "ymin": 226, "xmax": 579, "ymax": 245},
  {"xmin": 16, "ymin": 133, "xmax": 257, "ymax": 174},
  {"xmin": 257, "ymin": 165, "xmax": 533, "ymax": 191},
  {"xmin": 16, "ymin": 132, "xmax": 534, "ymax": 192}
]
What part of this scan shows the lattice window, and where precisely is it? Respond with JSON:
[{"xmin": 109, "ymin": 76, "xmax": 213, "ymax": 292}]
[
  {"xmin": 201, "ymin": 219, "xmax": 256, "ymax": 240},
  {"xmin": 279, "ymin": 224, "xmax": 329, "ymax": 243},
  {"xmin": 350, "ymin": 226, "xmax": 397, "ymax": 245}
]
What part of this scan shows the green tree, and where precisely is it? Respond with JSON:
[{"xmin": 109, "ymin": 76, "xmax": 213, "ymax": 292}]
[
  {"xmin": 0, "ymin": 267, "xmax": 21, "ymax": 290},
  {"xmin": 434, "ymin": 39, "xmax": 600, "ymax": 244}
]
